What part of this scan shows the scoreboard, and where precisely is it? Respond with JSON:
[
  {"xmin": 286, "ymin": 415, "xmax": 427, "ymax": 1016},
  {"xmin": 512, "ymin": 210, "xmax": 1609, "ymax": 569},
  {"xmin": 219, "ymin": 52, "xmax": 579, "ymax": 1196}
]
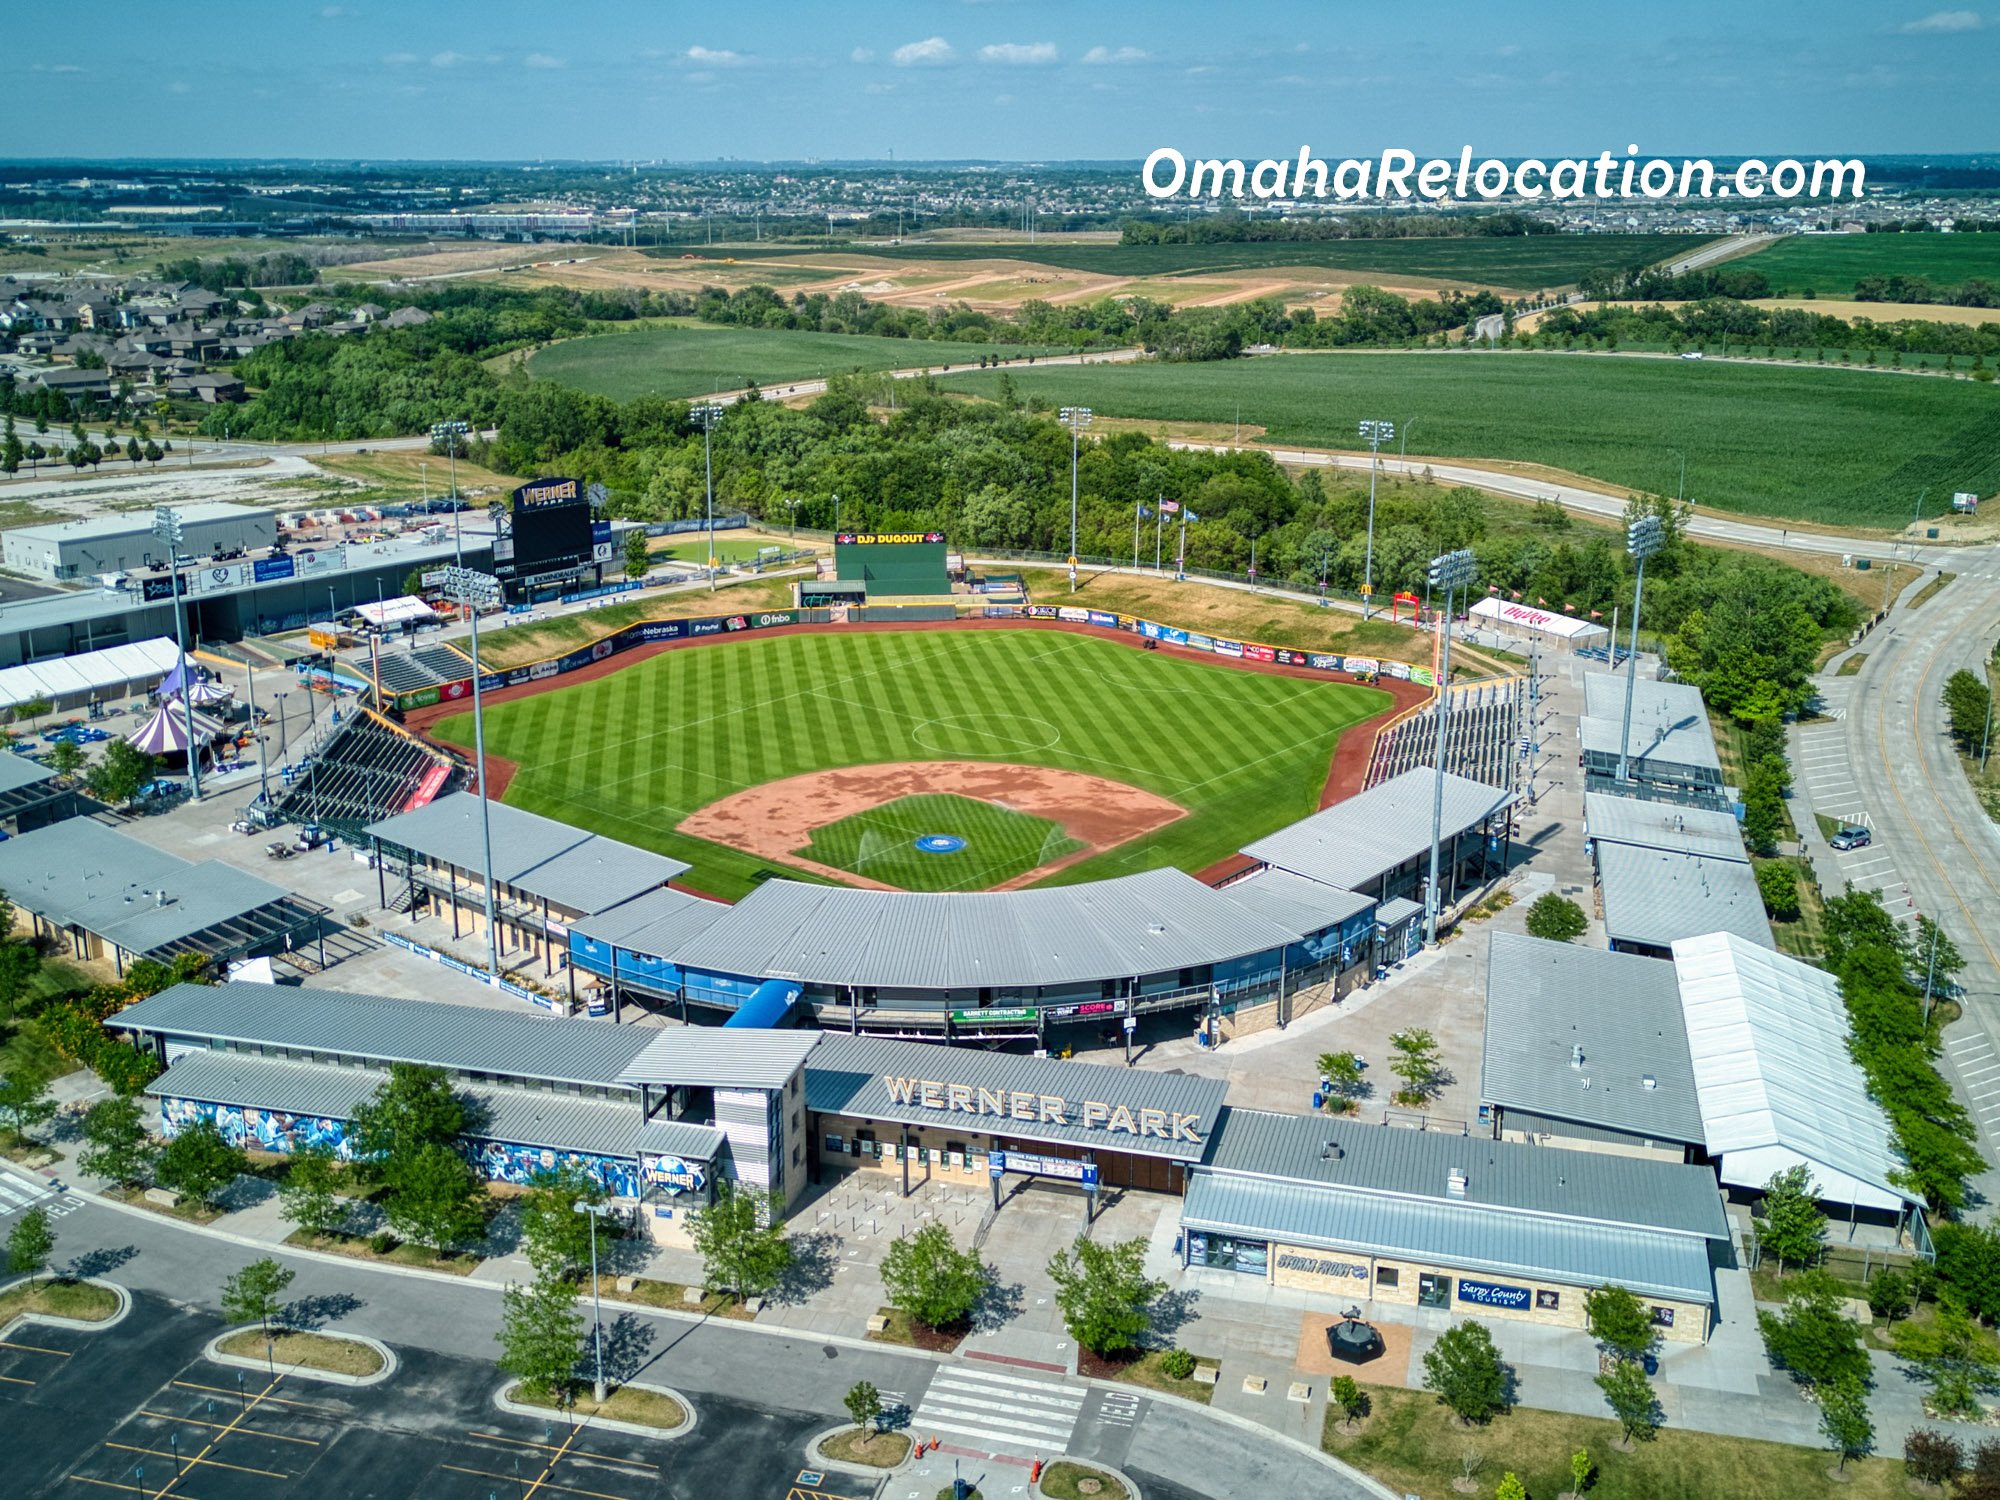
[
  {"xmin": 495, "ymin": 477, "xmax": 594, "ymax": 584},
  {"xmin": 833, "ymin": 531, "xmax": 949, "ymax": 598}
]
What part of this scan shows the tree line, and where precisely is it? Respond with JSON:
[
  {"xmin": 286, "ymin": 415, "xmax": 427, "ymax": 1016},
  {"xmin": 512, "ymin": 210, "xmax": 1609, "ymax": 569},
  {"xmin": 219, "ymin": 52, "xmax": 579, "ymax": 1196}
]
[
  {"xmin": 1117, "ymin": 211, "xmax": 1557, "ymax": 244},
  {"xmin": 1524, "ymin": 295, "xmax": 2000, "ymax": 362},
  {"xmin": 1581, "ymin": 259, "xmax": 2000, "ymax": 309}
]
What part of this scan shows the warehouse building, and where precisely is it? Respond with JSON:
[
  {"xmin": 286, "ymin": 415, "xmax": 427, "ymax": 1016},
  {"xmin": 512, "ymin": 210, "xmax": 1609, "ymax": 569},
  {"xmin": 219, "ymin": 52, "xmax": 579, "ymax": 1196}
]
[{"xmin": 2, "ymin": 502, "xmax": 276, "ymax": 581}]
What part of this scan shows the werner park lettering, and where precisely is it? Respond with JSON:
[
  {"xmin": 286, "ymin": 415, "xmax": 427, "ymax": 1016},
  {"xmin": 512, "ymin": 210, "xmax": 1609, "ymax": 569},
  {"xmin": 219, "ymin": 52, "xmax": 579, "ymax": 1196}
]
[{"xmin": 882, "ymin": 1075, "xmax": 1203, "ymax": 1143}]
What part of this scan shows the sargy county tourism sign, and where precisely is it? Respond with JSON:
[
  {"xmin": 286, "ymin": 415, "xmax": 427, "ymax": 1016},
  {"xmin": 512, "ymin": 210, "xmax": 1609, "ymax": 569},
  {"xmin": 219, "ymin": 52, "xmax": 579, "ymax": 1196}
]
[{"xmin": 882, "ymin": 1074, "xmax": 1204, "ymax": 1143}]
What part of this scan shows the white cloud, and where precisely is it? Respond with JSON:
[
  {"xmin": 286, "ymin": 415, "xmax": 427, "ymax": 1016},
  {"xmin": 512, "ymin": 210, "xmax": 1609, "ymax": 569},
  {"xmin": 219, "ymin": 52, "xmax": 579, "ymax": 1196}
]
[
  {"xmin": 1080, "ymin": 45, "xmax": 1149, "ymax": 64},
  {"xmin": 850, "ymin": 47, "xmax": 875, "ymax": 63},
  {"xmin": 524, "ymin": 52, "xmax": 566, "ymax": 69},
  {"xmin": 979, "ymin": 41, "xmax": 1057, "ymax": 64},
  {"xmin": 30, "ymin": 63, "xmax": 84, "ymax": 73},
  {"xmin": 430, "ymin": 50, "xmax": 467, "ymax": 67},
  {"xmin": 685, "ymin": 46, "xmax": 743, "ymax": 65},
  {"xmin": 863, "ymin": 81, "xmax": 895, "ymax": 94},
  {"xmin": 320, "ymin": 4, "xmax": 351, "ymax": 15},
  {"xmin": 892, "ymin": 36, "xmax": 956, "ymax": 66},
  {"xmin": 1899, "ymin": 8, "xmax": 1982, "ymax": 29},
  {"xmin": 382, "ymin": 51, "xmax": 417, "ymax": 65},
  {"xmin": 168, "ymin": 80, "xmax": 190, "ymax": 93}
]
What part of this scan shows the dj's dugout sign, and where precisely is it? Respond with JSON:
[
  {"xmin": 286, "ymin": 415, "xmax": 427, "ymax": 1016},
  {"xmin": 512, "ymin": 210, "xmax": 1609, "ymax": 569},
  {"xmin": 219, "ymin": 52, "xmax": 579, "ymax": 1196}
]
[{"xmin": 390, "ymin": 599, "xmax": 1433, "ymax": 712}]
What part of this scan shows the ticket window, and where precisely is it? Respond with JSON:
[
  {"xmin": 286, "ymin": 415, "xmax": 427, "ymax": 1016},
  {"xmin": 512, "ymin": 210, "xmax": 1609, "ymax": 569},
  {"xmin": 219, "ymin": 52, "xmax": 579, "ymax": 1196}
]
[{"xmin": 1418, "ymin": 1272, "xmax": 1453, "ymax": 1309}]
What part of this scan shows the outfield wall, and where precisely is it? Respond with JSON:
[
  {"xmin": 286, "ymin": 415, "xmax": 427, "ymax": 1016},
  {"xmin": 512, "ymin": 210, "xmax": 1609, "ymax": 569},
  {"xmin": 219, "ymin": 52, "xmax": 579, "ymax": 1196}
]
[{"xmin": 390, "ymin": 600, "xmax": 1436, "ymax": 712}]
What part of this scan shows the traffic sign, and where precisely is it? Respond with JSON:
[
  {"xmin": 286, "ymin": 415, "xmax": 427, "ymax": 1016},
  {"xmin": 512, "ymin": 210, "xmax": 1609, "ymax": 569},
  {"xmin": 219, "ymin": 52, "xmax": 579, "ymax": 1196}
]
[{"xmin": 1123, "ymin": 1015, "xmax": 1138, "ymax": 1032}]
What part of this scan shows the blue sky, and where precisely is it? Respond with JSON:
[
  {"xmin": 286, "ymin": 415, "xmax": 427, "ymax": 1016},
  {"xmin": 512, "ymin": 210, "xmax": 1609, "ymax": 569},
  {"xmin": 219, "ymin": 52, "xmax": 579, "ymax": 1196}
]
[{"xmin": 15, "ymin": 1, "xmax": 1995, "ymax": 161}]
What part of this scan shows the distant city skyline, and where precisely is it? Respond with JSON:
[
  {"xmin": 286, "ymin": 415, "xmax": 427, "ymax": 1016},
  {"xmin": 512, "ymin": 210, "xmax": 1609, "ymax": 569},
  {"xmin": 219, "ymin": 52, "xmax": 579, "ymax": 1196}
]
[{"xmin": 14, "ymin": 0, "xmax": 1995, "ymax": 163}]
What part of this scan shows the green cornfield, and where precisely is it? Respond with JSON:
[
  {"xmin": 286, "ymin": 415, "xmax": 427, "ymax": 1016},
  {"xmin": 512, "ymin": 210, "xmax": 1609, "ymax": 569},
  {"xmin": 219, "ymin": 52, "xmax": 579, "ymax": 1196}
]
[{"xmin": 1740, "ymin": 234, "xmax": 2000, "ymax": 297}]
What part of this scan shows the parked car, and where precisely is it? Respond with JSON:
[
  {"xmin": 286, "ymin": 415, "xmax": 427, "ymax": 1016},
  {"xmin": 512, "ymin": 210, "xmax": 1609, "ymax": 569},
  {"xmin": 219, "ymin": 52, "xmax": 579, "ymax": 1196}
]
[{"xmin": 1830, "ymin": 825, "xmax": 1872, "ymax": 851}]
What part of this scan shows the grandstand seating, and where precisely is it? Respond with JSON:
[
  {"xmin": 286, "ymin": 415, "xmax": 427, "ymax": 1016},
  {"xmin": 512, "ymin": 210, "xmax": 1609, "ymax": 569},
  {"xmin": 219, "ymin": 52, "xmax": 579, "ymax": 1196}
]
[
  {"xmin": 1365, "ymin": 678, "xmax": 1522, "ymax": 792},
  {"xmin": 374, "ymin": 643, "xmax": 473, "ymax": 697},
  {"xmin": 268, "ymin": 710, "xmax": 462, "ymax": 837}
]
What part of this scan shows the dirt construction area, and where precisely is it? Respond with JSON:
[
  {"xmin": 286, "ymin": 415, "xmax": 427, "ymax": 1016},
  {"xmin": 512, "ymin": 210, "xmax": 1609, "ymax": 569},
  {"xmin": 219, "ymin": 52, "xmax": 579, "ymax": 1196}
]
[{"xmin": 679, "ymin": 758, "xmax": 1186, "ymax": 891}]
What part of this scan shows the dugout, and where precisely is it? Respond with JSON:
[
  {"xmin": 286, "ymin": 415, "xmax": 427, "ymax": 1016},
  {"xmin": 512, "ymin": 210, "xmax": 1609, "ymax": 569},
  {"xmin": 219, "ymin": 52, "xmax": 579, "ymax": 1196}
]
[{"xmin": 834, "ymin": 531, "xmax": 950, "ymax": 597}]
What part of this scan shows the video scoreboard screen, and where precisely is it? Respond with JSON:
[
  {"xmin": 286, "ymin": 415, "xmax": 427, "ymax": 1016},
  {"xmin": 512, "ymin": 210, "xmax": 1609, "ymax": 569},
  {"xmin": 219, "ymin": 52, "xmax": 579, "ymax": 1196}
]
[
  {"xmin": 832, "ymin": 532, "xmax": 950, "ymax": 597},
  {"xmin": 498, "ymin": 477, "xmax": 593, "ymax": 581}
]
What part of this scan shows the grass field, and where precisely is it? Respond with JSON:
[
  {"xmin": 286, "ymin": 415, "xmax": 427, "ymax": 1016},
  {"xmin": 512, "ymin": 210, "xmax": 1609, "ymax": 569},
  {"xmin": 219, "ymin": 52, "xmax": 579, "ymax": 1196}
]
[
  {"xmin": 1742, "ymin": 233, "xmax": 2000, "ymax": 296},
  {"xmin": 437, "ymin": 628, "xmax": 1385, "ymax": 899},
  {"xmin": 475, "ymin": 573, "xmax": 800, "ymax": 669},
  {"xmin": 799, "ymin": 793, "xmax": 1083, "ymax": 891},
  {"xmin": 936, "ymin": 352, "xmax": 2000, "ymax": 525},
  {"xmin": 661, "ymin": 234, "xmax": 1705, "ymax": 290},
  {"xmin": 528, "ymin": 322, "xmax": 1064, "ymax": 401}
]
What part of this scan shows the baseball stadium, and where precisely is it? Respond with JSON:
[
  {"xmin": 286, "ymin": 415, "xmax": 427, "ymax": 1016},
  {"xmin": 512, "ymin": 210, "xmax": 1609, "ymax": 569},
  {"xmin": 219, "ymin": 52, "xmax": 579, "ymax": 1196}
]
[{"xmin": 275, "ymin": 526, "xmax": 1521, "ymax": 1043}]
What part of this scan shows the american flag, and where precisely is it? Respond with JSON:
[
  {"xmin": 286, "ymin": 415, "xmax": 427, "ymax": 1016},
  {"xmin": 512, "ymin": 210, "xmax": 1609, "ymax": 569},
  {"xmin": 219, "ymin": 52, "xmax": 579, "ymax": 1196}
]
[
  {"xmin": 1590, "ymin": 609, "xmax": 1603, "ymax": 619},
  {"xmin": 1158, "ymin": 500, "xmax": 1181, "ymax": 514}
]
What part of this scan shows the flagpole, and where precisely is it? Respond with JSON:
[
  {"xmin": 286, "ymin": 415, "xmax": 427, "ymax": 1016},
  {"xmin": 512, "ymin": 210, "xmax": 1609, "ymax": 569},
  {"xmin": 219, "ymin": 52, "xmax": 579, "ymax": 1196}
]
[
  {"xmin": 1133, "ymin": 500, "xmax": 1141, "ymax": 571},
  {"xmin": 1154, "ymin": 498, "xmax": 1163, "ymax": 573},
  {"xmin": 1177, "ymin": 510, "xmax": 1187, "ymax": 580}
]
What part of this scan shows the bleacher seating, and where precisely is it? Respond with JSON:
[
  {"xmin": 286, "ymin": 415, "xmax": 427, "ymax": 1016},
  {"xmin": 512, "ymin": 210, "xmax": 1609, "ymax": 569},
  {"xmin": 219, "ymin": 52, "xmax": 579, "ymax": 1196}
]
[
  {"xmin": 269, "ymin": 711, "xmax": 462, "ymax": 837},
  {"xmin": 1366, "ymin": 678, "xmax": 1522, "ymax": 793}
]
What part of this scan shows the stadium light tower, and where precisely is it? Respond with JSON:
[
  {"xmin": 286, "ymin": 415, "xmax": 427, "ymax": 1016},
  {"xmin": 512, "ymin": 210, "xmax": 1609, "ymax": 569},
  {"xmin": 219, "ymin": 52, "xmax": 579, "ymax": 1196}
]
[
  {"xmin": 692, "ymin": 404, "xmax": 724, "ymax": 591},
  {"xmin": 1059, "ymin": 406, "xmax": 1092, "ymax": 592},
  {"xmin": 151, "ymin": 506, "xmax": 202, "ymax": 801},
  {"xmin": 436, "ymin": 420, "xmax": 500, "ymax": 979},
  {"xmin": 1358, "ymin": 419, "xmax": 1395, "ymax": 618},
  {"xmin": 1423, "ymin": 547, "xmax": 1477, "ymax": 948},
  {"xmin": 1617, "ymin": 513, "xmax": 1668, "ymax": 785}
]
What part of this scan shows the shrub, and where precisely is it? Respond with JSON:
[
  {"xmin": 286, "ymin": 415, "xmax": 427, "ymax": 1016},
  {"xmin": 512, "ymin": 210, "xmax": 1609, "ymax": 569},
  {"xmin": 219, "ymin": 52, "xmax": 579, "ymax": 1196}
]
[
  {"xmin": 1524, "ymin": 893, "xmax": 1587, "ymax": 943},
  {"xmin": 1159, "ymin": 1347, "xmax": 1196, "ymax": 1380},
  {"xmin": 1903, "ymin": 1428, "xmax": 1963, "ymax": 1487}
]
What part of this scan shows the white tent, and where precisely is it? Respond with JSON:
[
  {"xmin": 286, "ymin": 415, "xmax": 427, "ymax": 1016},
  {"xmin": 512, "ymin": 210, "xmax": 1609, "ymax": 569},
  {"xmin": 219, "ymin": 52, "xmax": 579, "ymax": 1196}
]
[
  {"xmin": 1468, "ymin": 597, "xmax": 1611, "ymax": 646},
  {"xmin": 0, "ymin": 637, "xmax": 183, "ymax": 715},
  {"xmin": 355, "ymin": 596, "xmax": 438, "ymax": 629}
]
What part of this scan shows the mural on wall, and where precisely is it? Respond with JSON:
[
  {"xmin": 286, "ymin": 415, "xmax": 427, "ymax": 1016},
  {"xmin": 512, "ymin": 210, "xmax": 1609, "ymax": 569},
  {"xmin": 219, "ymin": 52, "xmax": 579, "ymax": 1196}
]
[
  {"xmin": 160, "ymin": 1097, "xmax": 355, "ymax": 1158},
  {"xmin": 159, "ymin": 1097, "xmax": 640, "ymax": 1197}
]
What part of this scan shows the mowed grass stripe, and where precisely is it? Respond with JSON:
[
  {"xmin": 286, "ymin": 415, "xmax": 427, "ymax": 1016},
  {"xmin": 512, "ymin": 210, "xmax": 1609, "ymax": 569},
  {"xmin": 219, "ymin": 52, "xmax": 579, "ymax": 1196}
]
[{"xmin": 446, "ymin": 630, "xmax": 1385, "ymax": 899}]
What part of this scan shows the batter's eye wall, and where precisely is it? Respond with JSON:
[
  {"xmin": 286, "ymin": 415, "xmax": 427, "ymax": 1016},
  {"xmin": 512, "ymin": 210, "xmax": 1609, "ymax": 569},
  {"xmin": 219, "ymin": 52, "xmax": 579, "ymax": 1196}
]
[{"xmin": 835, "ymin": 535, "xmax": 949, "ymax": 597}]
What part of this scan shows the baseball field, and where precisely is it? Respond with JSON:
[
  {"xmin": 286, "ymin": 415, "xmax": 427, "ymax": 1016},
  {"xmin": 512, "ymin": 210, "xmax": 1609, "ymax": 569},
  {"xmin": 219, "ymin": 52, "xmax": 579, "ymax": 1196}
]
[{"xmin": 431, "ymin": 626, "xmax": 1388, "ymax": 900}]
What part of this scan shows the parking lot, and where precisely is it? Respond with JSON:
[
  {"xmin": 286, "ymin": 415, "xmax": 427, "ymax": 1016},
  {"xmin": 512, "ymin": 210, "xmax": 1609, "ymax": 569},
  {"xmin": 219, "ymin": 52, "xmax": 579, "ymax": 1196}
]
[{"xmin": 1, "ymin": 1292, "xmax": 849, "ymax": 1500}]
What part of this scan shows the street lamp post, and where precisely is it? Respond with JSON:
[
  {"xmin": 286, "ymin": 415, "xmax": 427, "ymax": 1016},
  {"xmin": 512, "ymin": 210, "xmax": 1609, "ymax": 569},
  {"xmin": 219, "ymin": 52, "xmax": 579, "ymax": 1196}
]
[
  {"xmin": 1617, "ymin": 515, "xmax": 1667, "ymax": 784},
  {"xmin": 1668, "ymin": 448, "xmax": 1687, "ymax": 505},
  {"xmin": 151, "ymin": 508, "xmax": 203, "ymax": 801},
  {"xmin": 1059, "ymin": 407, "xmax": 1092, "ymax": 592},
  {"xmin": 573, "ymin": 1200, "xmax": 610, "ymax": 1403},
  {"xmin": 1423, "ymin": 548, "xmax": 1477, "ymax": 947},
  {"xmin": 692, "ymin": 404, "xmax": 723, "ymax": 591},
  {"xmin": 1358, "ymin": 419, "xmax": 1395, "ymax": 618}
]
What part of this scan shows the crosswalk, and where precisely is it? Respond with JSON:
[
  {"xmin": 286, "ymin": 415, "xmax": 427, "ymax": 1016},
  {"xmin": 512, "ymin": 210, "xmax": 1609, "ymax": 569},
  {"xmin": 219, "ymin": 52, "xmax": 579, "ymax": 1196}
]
[
  {"xmin": 0, "ymin": 1174, "xmax": 68, "ymax": 1220},
  {"xmin": 910, "ymin": 1363, "xmax": 1086, "ymax": 1458}
]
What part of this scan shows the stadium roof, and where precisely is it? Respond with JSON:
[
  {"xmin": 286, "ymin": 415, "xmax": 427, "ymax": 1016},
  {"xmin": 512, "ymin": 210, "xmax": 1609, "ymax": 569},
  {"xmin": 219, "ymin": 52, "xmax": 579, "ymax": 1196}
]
[
  {"xmin": 1203, "ymin": 1107, "xmax": 1728, "ymax": 1241},
  {"xmin": 665, "ymin": 868, "xmax": 1304, "ymax": 990},
  {"xmin": 110, "ymin": 982, "xmax": 655, "ymax": 1088},
  {"xmin": 635, "ymin": 1118, "xmax": 729, "ymax": 1162},
  {"xmin": 0, "ymin": 750, "xmax": 56, "ymax": 796},
  {"xmin": 366, "ymin": 793, "xmax": 688, "ymax": 915},
  {"xmin": 617, "ymin": 1028, "xmax": 821, "ymax": 1091},
  {"xmin": 1579, "ymin": 676, "xmax": 1721, "ymax": 774},
  {"xmin": 6, "ymin": 501, "xmax": 263, "ymax": 544},
  {"xmin": 1584, "ymin": 673, "xmax": 1707, "ymax": 728},
  {"xmin": 1215, "ymin": 868, "xmax": 1374, "ymax": 934},
  {"xmin": 148, "ymin": 1050, "xmax": 644, "ymax": 1160},
  {"xmin": 1583, "ymin": 792, "xmax": 1747, "ymax": 864},
  {"xmin": 1481, "ymin": 932, "xmax": 1704, "ymax": 1146},
  {"xmin": 807, "ymin": 1034, "xmax": 1227, "ymax": 1163},
  {"xmin": 1595, "ymin": 841, "xmax": 1774, "ymax": 952},
  {"xmin": 1238, "ymin": 768, "xmax": 1513, "ymax": 892},
  {"xmin": 570, "ymin": 887, "xmax": 732, "ymax": 954},
  {"xmin": 1670, "ymin": 932, "xmax": 1913, "ymax": 1212},
  {"xmin": 0, "ymin": 819, "xmax": 315, "ymax": 960},
  {"xmin": 1182, "ymin": 1173, "xmax": 1716, "ymax": 1307}
]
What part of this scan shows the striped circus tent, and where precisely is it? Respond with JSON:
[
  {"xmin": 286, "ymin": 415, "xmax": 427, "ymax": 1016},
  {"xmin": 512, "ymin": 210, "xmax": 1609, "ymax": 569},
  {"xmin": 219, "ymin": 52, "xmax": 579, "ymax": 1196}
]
[
  {"xmin": 185, "ymin": 678, "xmax": 235, "ymax": 708},
  {"xmin": 126, "ymin": 703, "xmax": 226, "ymax": 758}
]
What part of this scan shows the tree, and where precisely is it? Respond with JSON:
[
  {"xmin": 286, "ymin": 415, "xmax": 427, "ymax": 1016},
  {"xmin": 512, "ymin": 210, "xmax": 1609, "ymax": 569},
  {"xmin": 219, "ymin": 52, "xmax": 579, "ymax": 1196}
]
[
  {"xmin": 1912, "ymin": 914, "xmax": 1965, "ymax": 998},
  {"xmin": 221, "ymin": 1257, "xmax": 296, "ymax": 1337},
  {"xmin": 844, "ymin": 1379, "xmax": 883, "ymax": 1434},
  {"xmin": 496, "ymin": 1271, "xmax": 583, "ymax": 1399},
  {"xmin": 1741, "ymin": 758, "xmax": 1788, "ymax": 855},
  {"xmin": 518, "ymin": 1164, "xmax": 607, "ymax": 1281},
  {"xmin": 0, "ymin": 1066, "xmax": 57, "ymax": 1146},
  {"xmin": 1867, "ymin": 1267, "xmax": 1912, "ymax": 1323},
  {"xmin": 401, "ymin": 569, "xmax": 426, "ymax": 598},
  {"xmin": 1421, "ymin": 1320, "xmax": 1509, "ymax": 1425},
  {"xmin": 1569, "ymin": 1447, "xmax": 1593, "ymax": 1499},
  {"xmin": 1757, "ymin": 1270, "xmax": 1868, "ymax": 1389},
  {"xmin": 1495, "ymin": 1475, "xmax": 1527, "ymax": 1500},
  {"xmin": 881, "ymin": 1220, "xmax": 990, "ymax": 1330},
  {"xmin": 1595, "ymin": 1356, "xmax": 1660, "ymax": 1444},
  {"xmin": 1755, "ymin": 1165, "xmax": 1826, "ymax": 1271},
  {"xmin": 1331, "ymin": 1374, "xmax": 1369, "ymax": 1427},
  {"xmin": 1524, "ymin": 892, "xmax": 1588, "ymax": 943},
  {"xmin": 348, "ymin": 1063, "xmax": 468, "ymax": 1179},
  {"xmin": 382, "ymin": 1142, "xmax": 486, "ymax": 1255},
  {"xmin": 1944, "ymin": 668, "xmax": 1993, "ymax": 752},
  {"xmin": 45, "ymin": 739, "xmax": 84, "ymax": 783},
  {"xmin": 1584, "ymin": 1284, "xmax": 1656, "ymax": 1364},
  {"xmin": 6, "ymin": 1206, "xmax": 53, "ymax": 1277},
  {"xmin": 11, "ymin": 696, "xmax": 50, "ymax": 733},
  {"xmin": 78, "ymin": 1096, "xmax": 153, "ymax": 1188},
  {"xmin": 85, "ymin": 739, "xmax": 156, "ymax": 808},
  {"xmin": 277, "ymin": 1143, "xmax": 347, "ymax": 1238},
  {"xmin": 1891, "ymin": 1297, "xmax": 1998, "ymax": 1419},
  {"xmin": 689, "ymin": 1181, "xmax": 792, "ymax": 1300},
  {"xmin": 623, "ymin": 527, "xmax": 651, "ymax": 581},
  {"xmin": 1754, "ymin": 861, "xmax": 1801, "ymax": 921},
  {"xmin": 1316, "ymin": 1050, "xmax": 1367, "ymax": 1113},
  {"xmin": 1818, "ymin": 1373, "xmax": 1873, "ymax": 1470},
  {"xmin": 155, "ymin": 1118, "xmax": 246, "ymax": 1208},
  {"xmin": 1045, "ymin": 1235, "xmax": 1163, "ymax": 1357},
  {"xmin": 1387, "ymin": 1028, "xmax": 1443, "ymax": 1106},
  {"xmin": 1903, "ymin": 1429, "xmax": 1963, "ymax": 1488}
]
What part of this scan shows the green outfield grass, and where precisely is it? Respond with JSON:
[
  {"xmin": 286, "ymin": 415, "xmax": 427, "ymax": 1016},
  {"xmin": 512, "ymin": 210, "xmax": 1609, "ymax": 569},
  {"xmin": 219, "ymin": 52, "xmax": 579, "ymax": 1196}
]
[
  {"xmin": 435, "ymin": 628, "xmax": 1386, "ymax": 899},
  {"xmin": 1741, "ymin": 233, "xmax": 2000, "ymax": 297},
  {"xmin": 799, "ymin": 793, "xmax": 1083, "ymax": 891},
  {"xmin": 935, "ymin": 351, "xmax": 2000, "ymax": 525},
  {"xmin": 527, "ymin": 322, "xmax": 1062, "ymax": 401},
  {"xmin": 657, "ymin": 234, "xmax": 1701, "ymax": 289}
]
